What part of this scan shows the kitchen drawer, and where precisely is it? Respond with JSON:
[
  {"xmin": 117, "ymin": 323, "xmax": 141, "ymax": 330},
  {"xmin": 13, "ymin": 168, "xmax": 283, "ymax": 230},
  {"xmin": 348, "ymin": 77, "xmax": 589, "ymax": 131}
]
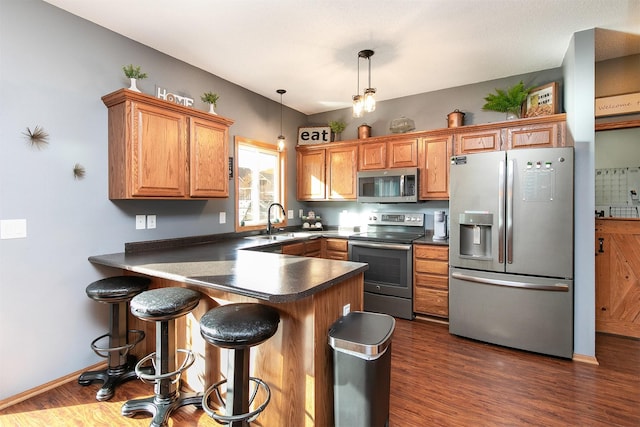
[
  {"xmin": 325, "ymin": 251, "xmax": 348, "ymax": 260},
  {"xmin": 305, "ymin": 239, "xmax": 322, "ymax": 257},
  {"xmin": 282, "ymin": 242, "xmax": 305, "ymax": 255},
  {"xmin": 414, "ymin": 245, "xmax": 448, "ymax": 261},
  {"xmin": 415, "ymin": 259, "xmax": 448, "ymax": 275},
  {"xmin": 414, "ymin": 273, "xmax": 448, "ymax": 291},
  {"xmin": 325, "ymin": 238, "xmax": 347, "ymax": 252},
  {"xmin": 414, "ymin": 288, "xmax": 448, "ymax": 318}
]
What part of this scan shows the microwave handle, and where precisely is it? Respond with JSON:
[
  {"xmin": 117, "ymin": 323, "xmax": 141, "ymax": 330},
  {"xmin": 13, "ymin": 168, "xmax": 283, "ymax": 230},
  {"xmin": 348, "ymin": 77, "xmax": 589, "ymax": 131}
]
[{"xmin": 400, "ymin": 175, "xmax": 405, "ymax": 196}]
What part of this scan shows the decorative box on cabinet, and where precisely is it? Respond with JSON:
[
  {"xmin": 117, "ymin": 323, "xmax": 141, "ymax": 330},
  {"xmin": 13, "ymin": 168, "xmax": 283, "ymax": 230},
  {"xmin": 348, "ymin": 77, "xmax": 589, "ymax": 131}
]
[
  {"xmin": 102, "ymin": 89, "xmax": 233, "ymax": 199},
  {"xmin": 419, "ymin": 135, "xmax": 452, "ymax": 200},
  {"xmin": 413, "ymin": 244, "xmax": 449, "ymax": 318}
]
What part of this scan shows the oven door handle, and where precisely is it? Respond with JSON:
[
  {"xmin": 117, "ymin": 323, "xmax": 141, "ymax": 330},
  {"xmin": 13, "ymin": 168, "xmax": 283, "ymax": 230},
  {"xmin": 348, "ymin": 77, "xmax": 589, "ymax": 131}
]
[{"xmin": 348, "ymin": 241, "xmax": 412, "ymax": 251}]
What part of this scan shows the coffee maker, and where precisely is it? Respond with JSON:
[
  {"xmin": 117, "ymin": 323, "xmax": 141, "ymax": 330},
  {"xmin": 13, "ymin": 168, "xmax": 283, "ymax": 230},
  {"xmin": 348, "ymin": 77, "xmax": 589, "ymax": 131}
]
[{"xmin": 433, "ymin": 210, "xmax": 448, "ymax": 240}]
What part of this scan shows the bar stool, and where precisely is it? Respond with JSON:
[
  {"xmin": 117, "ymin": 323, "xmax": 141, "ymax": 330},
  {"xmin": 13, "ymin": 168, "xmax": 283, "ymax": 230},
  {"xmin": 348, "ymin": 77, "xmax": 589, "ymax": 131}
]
[
  {"xmin": 121, "ymin": 287, "xmax": 202, "ymax": 427},
  {"xmin": 78, "ymin": 275, "xmax": 151, "ymax": 401},
  {"xmin": 200, "ymin": 303, "xmax": 280, "ymax": 426}
]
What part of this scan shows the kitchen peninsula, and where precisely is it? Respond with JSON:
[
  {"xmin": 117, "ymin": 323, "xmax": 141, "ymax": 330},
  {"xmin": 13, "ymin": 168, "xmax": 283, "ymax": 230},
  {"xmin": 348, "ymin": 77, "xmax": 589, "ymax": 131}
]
[{"xmin": 89, "ymin": 234, "xmax": 367, "ymax": 426}]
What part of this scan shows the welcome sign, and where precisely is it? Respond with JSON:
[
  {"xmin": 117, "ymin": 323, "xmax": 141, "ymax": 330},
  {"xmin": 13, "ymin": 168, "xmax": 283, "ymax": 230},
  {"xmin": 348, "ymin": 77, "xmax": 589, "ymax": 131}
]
[{"xmin": 595, "ymin": 92, "xmax": 640, "ymax": 117}]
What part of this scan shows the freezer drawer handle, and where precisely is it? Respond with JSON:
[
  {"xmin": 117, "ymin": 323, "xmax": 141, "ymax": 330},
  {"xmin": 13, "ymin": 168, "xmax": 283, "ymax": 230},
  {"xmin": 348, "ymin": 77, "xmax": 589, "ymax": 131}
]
[{"xmin": 451, "ymin": 272, "xmax": 569, "ymax": 292}]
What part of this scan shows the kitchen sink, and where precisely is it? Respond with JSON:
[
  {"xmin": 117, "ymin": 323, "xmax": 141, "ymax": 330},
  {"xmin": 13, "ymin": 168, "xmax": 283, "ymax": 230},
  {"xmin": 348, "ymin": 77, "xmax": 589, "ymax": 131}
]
[{"xmin": 245, "ymin": 232, "xmax": 316, "ymax": 242}]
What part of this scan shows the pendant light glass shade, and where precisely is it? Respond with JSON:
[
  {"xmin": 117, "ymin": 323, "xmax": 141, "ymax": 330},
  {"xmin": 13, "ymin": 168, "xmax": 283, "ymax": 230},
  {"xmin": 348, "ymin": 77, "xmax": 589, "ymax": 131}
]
[
  {"xmin": 352, "ymin": 49, "xmax": 376, "ymax": 117},
  {"xmin": 276, "ymin": 89, "xmax": 286, "ymax": 151},
  {"xmin": 352, "ymin": 94, "xmax": 364, "ymax": 118},
  {"xmin": 364, "ymin": 88, "xmax": 376, "ymax": 112}
]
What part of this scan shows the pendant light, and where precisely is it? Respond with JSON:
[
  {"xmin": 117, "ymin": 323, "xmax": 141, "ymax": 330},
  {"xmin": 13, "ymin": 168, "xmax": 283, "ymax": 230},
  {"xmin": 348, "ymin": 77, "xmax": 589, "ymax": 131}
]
[
  {"xmin": 276, "ymin": 89, "xmax": 286, "ymax": 151},
  {"xmin": 352, "ymin": 49, "xmax": 376, "ymax": 117}
]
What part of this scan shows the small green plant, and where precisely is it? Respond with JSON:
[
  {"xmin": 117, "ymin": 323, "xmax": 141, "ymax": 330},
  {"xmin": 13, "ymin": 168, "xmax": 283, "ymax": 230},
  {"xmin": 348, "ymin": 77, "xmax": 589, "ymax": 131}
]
[
  {"xmin": 201, "ymin": 91, "xmax": 220, "ymax": 107},
  {"xmin": 328, "ymin": 120, "xmax": 346, "ymax": 134},
  {"xmin": 122, "ymin": 64, "xmax": 148, "ymax": 79},
  {"xmin": 482, "ymin": 81, "xmax": 531, "ymax": 118}
]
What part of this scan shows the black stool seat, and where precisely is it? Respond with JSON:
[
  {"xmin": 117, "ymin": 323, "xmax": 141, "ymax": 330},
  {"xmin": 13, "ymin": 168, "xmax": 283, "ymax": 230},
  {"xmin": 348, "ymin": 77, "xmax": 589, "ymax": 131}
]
[
  {"xmin": 122, "ymin": 287, "xmax": 203, "ymax": 427},
  {"xmin": 86, "ymin": 276, "xmax": 151, "ymax": 303},
  {"xmin": 200, "ymin": 303, "xmax": 281, "ymax": 349},
  {"xmin": 79, "ymin": 276, "xmax": 151, "ymax": 401},
  {"xmin": 130, "ymin": 287, "xmax": 201, "ymax": 321},
  {"xmin": 200, "ymin": 303, "xmax": 280, "ymax": 426}
]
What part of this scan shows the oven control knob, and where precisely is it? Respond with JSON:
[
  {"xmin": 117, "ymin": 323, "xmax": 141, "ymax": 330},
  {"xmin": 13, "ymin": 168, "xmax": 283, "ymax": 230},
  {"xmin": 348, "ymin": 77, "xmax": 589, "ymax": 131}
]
[{"xmin": 376, "ymin": 285, "xmax": 381, "ymax": 290}]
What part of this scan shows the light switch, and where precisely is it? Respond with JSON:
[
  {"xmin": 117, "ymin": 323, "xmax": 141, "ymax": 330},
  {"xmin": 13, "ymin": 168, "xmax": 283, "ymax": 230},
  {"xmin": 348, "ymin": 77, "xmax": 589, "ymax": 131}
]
[
  {"xmin": 288, "ymin": 210, "xmax": 294, "ymax": 219},
  {"xmin": 135, "ymin": 215, "xmax": 146, "ymax": 230},
  {"xmin": 0, "ymin": 219, "xmax": 27, "ymax": 239},
  {"xmin": 219, "ymin": 212, "xmax": 226, "ymax": 224},
  {"xmin": 147, "ymin": 215, "xmax": 157, "ymax": 229}
]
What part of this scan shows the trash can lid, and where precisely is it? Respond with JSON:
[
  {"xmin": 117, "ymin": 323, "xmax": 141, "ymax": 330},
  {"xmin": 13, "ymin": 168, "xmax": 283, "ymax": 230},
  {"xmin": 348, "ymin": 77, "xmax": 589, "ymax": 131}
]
[{"xmin": 328, "ymin": 311, "xmax": 395, "ymax": 360}]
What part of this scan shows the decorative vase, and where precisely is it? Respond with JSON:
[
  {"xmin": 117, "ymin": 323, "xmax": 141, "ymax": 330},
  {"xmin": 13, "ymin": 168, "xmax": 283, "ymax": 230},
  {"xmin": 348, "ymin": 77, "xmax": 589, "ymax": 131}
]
[
  {"xmin": 506, "ymin": 111, "xmax": 519, "ymax": 120},
  {"xmin": 332, "ymin": 132, "xmax": 341, "ymax": 142},
  {"xmin": 128, "ymin": 78, "xmax": 141, "ymax": 92},
  {"xmin": 208, "ymin": 103, "xmax": 217, "ymax": 115}
]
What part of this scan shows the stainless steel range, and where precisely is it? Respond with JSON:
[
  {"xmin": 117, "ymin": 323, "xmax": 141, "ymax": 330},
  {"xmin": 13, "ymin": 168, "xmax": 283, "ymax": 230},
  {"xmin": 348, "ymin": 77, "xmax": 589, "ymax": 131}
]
[{"xmin": 348, "ymin": 212, "xmax": 424, "ymax": 320}]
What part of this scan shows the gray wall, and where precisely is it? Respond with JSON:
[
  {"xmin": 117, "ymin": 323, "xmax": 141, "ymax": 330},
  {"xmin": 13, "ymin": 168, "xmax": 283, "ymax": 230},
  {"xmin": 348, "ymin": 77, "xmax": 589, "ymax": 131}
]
[
  {"xmin": 0, "ymin": 0, "xmax": 601, "ymax": 400},
  {"xmin": 0, "ymin": 0, "xmax": 306, "ymax": 400}
]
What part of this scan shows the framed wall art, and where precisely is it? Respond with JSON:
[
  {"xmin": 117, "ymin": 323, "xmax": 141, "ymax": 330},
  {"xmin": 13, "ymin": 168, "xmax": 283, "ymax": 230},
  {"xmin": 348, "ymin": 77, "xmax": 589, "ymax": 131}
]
[{"xmin": 523, "ymin": 82, "xmax": 559, "ymax": 118}]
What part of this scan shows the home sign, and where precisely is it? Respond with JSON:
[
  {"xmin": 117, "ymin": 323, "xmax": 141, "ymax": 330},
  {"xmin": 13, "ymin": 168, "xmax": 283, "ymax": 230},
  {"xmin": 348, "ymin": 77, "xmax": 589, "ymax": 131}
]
[
  {"xmin": 298, "ymin": 126, "xmax": 331, "ymax": 145},
  {"xmin": 156, "ymin": 86, "xmax": 194, "ymax": 108}
]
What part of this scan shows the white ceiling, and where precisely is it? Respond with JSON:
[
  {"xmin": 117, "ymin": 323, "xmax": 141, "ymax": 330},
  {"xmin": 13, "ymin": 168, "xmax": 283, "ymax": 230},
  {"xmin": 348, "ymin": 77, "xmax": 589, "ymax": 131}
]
[{"xmin": 43, "ymin": 0, "xmax": 640, "ymax": 115}]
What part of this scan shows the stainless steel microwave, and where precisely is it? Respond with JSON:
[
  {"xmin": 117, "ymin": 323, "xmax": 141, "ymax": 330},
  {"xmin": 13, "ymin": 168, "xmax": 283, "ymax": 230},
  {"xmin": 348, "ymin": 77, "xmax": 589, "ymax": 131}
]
[{"xmin": 357, "ymin": 167, "xmax": 419, "ymax": 203}]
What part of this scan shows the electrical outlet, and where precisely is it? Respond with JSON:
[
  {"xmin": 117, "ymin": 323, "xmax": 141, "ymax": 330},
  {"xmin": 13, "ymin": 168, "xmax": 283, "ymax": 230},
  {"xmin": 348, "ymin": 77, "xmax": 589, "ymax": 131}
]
[
  {"xmin": 288, "ymin": 210, "xmax": 294, "ymax": 219},
  {"xmin": 147, "ymin": 215, "xmax": 157, "ymax": 229},
  {"xmin": 219, "ymin": 212, "xmax": 226, "ymax": 224},
  {"xmin": 135, "ymin": 215, "xmax": 146, "ymax": 230},
  {"xmin": 343, "ymin": 303, "xmax": 351, "ymax": 316},
  {"xmin": 0, "ymin": 219, "xmax": 27, "ymax": 239},
  {"xmin": 299, "ymin": 209, "xmax": 304, "ymax": 218}
]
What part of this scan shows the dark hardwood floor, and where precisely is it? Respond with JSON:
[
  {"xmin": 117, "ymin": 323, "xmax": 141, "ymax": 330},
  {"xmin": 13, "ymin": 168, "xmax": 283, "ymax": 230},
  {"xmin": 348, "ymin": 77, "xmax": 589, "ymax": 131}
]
[{"xmin": 1, "ymin": 319, "xmax": 639, "ymax": 426}]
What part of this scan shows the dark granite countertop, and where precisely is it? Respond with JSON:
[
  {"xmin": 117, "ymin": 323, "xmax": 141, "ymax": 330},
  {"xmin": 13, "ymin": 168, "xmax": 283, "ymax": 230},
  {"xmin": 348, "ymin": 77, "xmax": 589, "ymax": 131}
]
[{"xmin": 89, "ymin": 232, "xmax": 367, "ymax": 303}]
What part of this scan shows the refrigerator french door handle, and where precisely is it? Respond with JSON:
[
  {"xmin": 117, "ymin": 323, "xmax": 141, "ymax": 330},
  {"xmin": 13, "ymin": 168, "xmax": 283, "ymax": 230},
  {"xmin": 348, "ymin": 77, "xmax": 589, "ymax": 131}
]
[
  {"xmin": 506, "ymin": 159, "xmax": 514, "ymax": 264},
  {"xmin": 451, "ymin": 272, "xmax": 569, "ymax": 292},
  {"xmin": 498, "ymin": 160, "xmax": 505, "ymax": 264}
]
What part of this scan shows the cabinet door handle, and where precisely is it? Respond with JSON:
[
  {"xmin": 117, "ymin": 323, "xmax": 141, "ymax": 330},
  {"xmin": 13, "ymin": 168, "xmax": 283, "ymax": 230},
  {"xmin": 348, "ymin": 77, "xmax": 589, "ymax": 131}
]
[{"xmin": 598, "ymin": 237, "xmax": 604, "ymax": 253}]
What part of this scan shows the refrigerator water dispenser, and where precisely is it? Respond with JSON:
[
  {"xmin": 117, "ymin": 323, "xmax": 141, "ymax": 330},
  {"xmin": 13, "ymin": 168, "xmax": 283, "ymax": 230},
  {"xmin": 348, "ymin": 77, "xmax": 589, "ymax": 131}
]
[{"xmin": 458, "ymin": 213, "xmax": 493, "ymax": 259}]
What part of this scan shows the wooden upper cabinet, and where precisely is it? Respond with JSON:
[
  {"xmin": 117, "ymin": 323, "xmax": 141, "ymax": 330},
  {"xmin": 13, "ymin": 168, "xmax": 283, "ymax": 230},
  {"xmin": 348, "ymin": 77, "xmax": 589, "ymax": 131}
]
[
  {"xmin": 297, "ymin": 148, "xmax": 326, "ymax": 200},
  {"xmin": 327, "ymin": 144, "xmax": 358, "ymax": 200},
  {"xmin": 296, "ymin": 143, "xmax": 357, "ymax": 201},
  {"xmin": 102, "ymin": 89, "xmax": 233, "ymax": 199},
  {"xmin": 190, "ymin": 116, "xmax": 229, "ymax": 197},
  {"xmin": 454, "ymin": 129, "xmax": 502, "ymax": 155},
  {"xmin": 359, "ymin": 141, "xmax": 386, "ymax": 170},
  {"xmin": 419, "ymin": 135, "xmax": 452, "ymax": 200},
  {"xmin": 387, "ymin": 137, "xmax": 419, "ymax": 168},
  {"xmin": 506, "ymin": 121, "xmax": 566, "ymax": 150}
]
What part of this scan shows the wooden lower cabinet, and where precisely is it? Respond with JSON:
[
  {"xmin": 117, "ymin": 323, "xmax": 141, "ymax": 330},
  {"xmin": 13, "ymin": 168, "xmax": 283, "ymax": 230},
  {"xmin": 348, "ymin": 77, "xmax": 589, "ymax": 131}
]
[
  {"xmin": 282, "ymin": 239, "xmax": 322, "ymax": 257},
  {"xmin": 323, "ymin": 238, "xmax": 348, "ymax": 260},
  {"xmin": 595, "ymin": 219, "xmax": 640, "ymax": 338},
  {"xmin": 413, "ymin": 244, "xmax": 449, "ymax": 318}
]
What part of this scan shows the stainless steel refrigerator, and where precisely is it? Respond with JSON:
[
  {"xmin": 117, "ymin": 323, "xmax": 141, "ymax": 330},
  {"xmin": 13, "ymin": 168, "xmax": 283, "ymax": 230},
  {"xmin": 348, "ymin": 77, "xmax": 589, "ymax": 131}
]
[{"xmin": 449, "ymin": 147, "xmax": 574, "ymax": 358}]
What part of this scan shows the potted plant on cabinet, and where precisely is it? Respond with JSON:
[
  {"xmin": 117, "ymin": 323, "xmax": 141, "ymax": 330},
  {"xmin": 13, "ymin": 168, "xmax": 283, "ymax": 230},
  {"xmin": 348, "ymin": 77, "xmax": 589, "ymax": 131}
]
[
  {"xmin": 201, "ymin": 91, "xmax": 220, "ymax": 115},
  {"xmin": 482, "ymin": 80, "xmax": 531, "ymax": 120},
  {"xmin": 328, "ymin": 120, "xmax": 346, "ymax": 141},
  {"xmin": 122, "ymin": 64, "xmax": 148, "ymax": 93}
]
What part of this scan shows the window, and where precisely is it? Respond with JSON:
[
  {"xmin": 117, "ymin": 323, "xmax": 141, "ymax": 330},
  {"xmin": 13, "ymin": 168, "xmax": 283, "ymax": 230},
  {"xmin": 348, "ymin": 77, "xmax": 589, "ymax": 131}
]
[{"xmin": 235, "ymin": 136, "xmax": 286, "ymax": 231}]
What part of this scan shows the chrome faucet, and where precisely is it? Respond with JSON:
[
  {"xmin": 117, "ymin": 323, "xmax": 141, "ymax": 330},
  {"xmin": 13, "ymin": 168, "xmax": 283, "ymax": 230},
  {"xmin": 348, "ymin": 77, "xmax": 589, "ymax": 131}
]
[{"xmin": 267, "ymin": 202, "xmax": 286, "ymax": 235}]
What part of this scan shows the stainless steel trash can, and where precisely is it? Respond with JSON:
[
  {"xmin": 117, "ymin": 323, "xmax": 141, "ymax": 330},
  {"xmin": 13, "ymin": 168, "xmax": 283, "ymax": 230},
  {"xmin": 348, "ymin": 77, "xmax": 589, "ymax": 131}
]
[{"xmin": 328, "ymin": 311, "xmax": 395, "ymax": 427}]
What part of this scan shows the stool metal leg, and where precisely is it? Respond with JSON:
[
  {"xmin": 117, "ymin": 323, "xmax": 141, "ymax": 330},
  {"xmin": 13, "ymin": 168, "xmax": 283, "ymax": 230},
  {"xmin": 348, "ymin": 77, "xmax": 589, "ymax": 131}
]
[
  {"xmin": 78, "ymin": 300, "xmax": 142, "ymax": 401},
  {"xmin": 227, "ymin": 348, "xmax": 250, "ymax": 426},
  {"xmin": 122, "ymin": 319, "xmax": 201, "ymax": 427}
]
